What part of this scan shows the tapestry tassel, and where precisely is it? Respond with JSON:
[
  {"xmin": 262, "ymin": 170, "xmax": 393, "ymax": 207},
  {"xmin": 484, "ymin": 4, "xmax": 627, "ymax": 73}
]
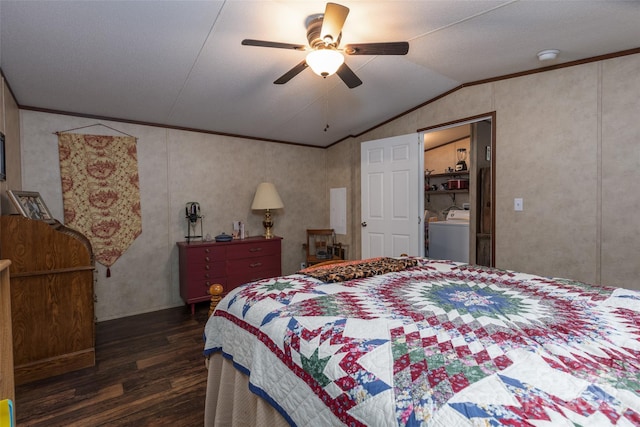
[{"xmin": 106, "ymin": 267, "xmax": 111, "ymax": 278}]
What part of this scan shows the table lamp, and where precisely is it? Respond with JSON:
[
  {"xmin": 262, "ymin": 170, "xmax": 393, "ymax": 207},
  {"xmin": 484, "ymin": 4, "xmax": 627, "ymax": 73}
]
[{"xmin": 251, "ymin": 182, "xmax": 284, "ymax": 239}]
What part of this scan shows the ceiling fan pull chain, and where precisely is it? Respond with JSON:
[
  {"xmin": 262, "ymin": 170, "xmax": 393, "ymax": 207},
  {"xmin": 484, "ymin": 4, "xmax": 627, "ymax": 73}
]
[{"xmin": 324, "ymin": 78, "xmax": 330, "ymax": 132}]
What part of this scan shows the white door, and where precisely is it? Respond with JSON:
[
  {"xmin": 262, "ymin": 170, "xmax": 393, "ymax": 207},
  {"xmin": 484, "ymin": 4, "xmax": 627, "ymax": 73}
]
[{"xmin": 361, "ymin": 134, "xmax": 423, "ymax": 259}]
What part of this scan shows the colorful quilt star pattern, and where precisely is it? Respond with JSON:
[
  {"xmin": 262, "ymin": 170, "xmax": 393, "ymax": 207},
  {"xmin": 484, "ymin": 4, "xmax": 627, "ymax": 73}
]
[{"xmin": 204, "ymin": 258, "xmax": 640, "ymax": 426}]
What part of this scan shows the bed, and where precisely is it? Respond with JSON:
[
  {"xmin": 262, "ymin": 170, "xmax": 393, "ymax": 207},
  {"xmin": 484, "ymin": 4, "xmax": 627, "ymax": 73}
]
[{"xmin": 203, "ymin": 257, "xmax": 640, "ymax": 426}]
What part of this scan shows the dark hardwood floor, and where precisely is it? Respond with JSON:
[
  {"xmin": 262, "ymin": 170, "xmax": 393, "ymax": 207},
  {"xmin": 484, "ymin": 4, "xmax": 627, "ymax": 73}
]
[{"xmin": 15, "ymin": 303, "xmax": 211, "ymax": 426}]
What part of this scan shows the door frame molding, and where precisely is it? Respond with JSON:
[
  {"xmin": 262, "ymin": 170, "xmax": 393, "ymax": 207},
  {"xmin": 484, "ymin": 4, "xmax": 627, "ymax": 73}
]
[{"xmin": 418, "ymin": 112, "xmax": 496, "ymax": 266}]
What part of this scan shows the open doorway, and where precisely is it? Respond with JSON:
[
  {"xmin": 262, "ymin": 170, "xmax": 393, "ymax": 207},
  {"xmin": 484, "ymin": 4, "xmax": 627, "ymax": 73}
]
[{"xmin": 420, "ymin": 114, "xmax": 495, "ymax": 266}]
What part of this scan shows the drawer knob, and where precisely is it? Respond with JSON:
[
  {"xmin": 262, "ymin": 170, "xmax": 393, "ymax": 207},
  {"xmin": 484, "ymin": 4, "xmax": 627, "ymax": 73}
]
[
  {"xmin": 250, "ymin": 262, "xmax": 263, "ymax": 268},
  {"xmin": 249, "ymin": 247, "xmax": 263, "ymax": 252},
  {"xmin": 205, "ymin": 265, "xmax": 210, "ymax": 270},
  {"xmin": 205, "ymin": 248, "xmax": 210, "ymax": 253},
  {"xmin": 204, "ymin": 273, "xmax": 210, "ymax": 279},
  {"xmin": 205, "ymin": 256, "xmax": 210, "ymax": 262}
]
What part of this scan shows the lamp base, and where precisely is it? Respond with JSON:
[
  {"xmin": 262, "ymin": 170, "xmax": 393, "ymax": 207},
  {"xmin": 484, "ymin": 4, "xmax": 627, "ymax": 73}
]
[{"xmin": 262, "ymin": 209, "xmax": 275, "ymax": 239}]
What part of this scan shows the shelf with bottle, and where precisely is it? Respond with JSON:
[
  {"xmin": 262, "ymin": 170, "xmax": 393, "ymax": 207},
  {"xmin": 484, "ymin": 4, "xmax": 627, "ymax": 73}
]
[{"xmin": 425, "ymin": 171, "xmax": 469, "ymax": 201}]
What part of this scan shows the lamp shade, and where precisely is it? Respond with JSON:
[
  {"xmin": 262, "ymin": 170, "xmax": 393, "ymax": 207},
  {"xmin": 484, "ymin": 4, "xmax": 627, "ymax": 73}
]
[
  {"xmin": 306, "ymin": 49, "xmax": 344, "ymax": 77},
  {"xmin": 251, "ymin": 182, "xmax": 284, "ymax": 210}
]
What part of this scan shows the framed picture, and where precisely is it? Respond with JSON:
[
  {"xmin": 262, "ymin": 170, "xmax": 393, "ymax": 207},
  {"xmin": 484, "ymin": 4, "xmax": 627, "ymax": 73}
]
[
  {"xmin": 7, "ymin": 190, "xmax": 55, "ymax": 223},
  {"xmin": 0, "ymin": 132, "xmax": 5, "ymax": 181}
]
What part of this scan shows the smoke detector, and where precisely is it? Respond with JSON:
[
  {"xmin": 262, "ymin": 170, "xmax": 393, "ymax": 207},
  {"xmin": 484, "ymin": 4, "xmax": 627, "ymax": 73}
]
[{"xmin": 537, "ymin": 49, "xmax": 559, "ymax": 61}]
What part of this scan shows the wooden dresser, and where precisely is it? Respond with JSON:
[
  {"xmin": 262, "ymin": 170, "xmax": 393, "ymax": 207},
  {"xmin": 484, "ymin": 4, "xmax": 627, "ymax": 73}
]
[
  {"xmin": 0, "ymin": 216, "xmax": 95, "ymax": 385},
  {"xmin": 177, "ymin": 236, "xmax": 282, "ymax": 314}
]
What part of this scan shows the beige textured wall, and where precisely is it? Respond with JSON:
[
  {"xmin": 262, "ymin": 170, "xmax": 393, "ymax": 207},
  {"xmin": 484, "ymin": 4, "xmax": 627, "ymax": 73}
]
[
  {"xmin": 19, "ymin": 111, "xmax": 328, "ymax": 320},
  {"xmin": 328, "ymin": 53, "xmax": 640, "ymax": 291},
  {"xmin": 326, "ymin": 139, "xmax": 355, "ymax": 255},
  {"xmin": 494, "ymin": 65, "xmax": 599, "ymax": 281},
  {"xmin": 601, "ymin": 55, "xmax": 640, "ymax": 288},
  {"xmin": 0, "ymin": 78, "xmax": 21, "ymax": 214}
]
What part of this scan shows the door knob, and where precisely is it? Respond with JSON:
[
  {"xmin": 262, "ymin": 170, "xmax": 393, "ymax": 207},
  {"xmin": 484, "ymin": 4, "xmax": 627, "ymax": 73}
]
[{"xmin": 361, "ymin": 221, "xmax": 367, "ymax": 227}]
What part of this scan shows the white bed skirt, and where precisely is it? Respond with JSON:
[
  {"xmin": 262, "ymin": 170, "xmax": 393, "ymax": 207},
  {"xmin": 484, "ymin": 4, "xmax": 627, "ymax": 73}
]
[{"xmin": 205, "ymin": 353, "xmax": 291, "ymax": 427}]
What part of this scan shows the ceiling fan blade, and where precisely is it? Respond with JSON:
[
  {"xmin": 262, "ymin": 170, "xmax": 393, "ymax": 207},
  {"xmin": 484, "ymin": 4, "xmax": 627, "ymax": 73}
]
[
  {"xmin": 274, "ymin": 60, "xmax": 309, "ymax": 85},
  {"xmin": 344, "ymin": 42, "xmax": 409, "ymax": 55},
  {"xmin": 242, "ymin": 39, "xmax": 306, "ymax": 51},
  {"xmin": 336, "ymin": 63, "xmax": 362, "ymax": 89},
  {"xmin": 320, "ymin": 3, "xmax": 349, "ymax": 44}
]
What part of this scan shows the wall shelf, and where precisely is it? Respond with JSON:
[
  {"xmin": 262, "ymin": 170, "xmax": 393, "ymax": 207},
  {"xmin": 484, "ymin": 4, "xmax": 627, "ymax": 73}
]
[
  {"xmin": 425, "ymin": 171, "xmax": 469, "ymax": 202},
  {"xmin": 427, "ymin": 171, "xmax": 470, "ymax": 179}
]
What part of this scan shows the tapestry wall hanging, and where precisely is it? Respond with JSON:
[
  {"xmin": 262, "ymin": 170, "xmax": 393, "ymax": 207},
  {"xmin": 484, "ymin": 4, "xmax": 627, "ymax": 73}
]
[{"xmin": 57, "ymin": 132, "xmax": 142, "ymax": 276}]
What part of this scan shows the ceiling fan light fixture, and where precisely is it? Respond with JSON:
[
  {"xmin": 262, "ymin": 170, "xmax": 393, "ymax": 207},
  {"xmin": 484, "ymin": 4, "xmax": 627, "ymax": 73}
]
[{"xmin": 306, "ymin": 49, "xmax": 344, "ymax": 77}]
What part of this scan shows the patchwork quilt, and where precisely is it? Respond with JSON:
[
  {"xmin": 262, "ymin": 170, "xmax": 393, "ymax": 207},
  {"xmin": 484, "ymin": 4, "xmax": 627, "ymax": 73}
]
[{"xmin": 203, "ymin": 258, "xmax": 640, "ymax": 426}]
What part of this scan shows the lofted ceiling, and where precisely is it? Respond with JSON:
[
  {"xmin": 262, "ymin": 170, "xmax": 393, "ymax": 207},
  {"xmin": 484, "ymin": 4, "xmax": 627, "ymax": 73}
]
[{"xmin": 1, "ymin": 1, "xmax": 639, "ymax": 148}]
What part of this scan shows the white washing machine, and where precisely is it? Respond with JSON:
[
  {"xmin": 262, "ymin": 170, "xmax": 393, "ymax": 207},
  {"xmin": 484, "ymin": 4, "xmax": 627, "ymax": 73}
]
[{"xmin": 428, "ymin": 209, "xmax": 470, "ymax": 263}]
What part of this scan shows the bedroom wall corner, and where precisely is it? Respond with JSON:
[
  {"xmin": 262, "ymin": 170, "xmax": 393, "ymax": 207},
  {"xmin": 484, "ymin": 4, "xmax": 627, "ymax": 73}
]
[
  {"xmin": 19, "ymin": 111, "xmax": 329, "ymax": 320},
  {"xmin": 345, "ymin": 52, "xmax": 640, "ymax": 291},
  {"xmin": 600, "ymin": 53, "xmax": 640, "ymax": 290}
]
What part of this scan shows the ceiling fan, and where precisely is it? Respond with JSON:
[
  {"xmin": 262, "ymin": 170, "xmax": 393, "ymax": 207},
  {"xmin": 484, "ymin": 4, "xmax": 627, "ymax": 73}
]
[{"xmin": 241, "ymin": 2, "xmax": 409, "ymax": 89}]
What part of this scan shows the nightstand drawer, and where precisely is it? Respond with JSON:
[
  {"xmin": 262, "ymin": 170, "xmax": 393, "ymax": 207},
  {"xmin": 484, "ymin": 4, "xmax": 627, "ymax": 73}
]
[
  {"xmin": 184, "ymin": 261, "xmax": 226, "ymax": 280},
  {"xmin": 183, "ymin": 246, "xmax": 226, "ymax": 264},
  {"xmin": 226, "ymin": 240, "xmax": 280, "ymax": 259}
]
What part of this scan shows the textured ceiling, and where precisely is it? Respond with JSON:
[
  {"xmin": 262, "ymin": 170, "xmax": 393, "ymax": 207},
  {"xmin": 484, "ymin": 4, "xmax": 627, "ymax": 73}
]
[{"xmin": 1, "ymin": 1, "xmax": 639, "ymax": 147}]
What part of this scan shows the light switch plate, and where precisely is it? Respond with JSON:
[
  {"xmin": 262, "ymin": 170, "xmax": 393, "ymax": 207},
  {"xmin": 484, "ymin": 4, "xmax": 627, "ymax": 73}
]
[{"xmin": 514, "ymin": 198, "xmax": 523, "ymax": 211}]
